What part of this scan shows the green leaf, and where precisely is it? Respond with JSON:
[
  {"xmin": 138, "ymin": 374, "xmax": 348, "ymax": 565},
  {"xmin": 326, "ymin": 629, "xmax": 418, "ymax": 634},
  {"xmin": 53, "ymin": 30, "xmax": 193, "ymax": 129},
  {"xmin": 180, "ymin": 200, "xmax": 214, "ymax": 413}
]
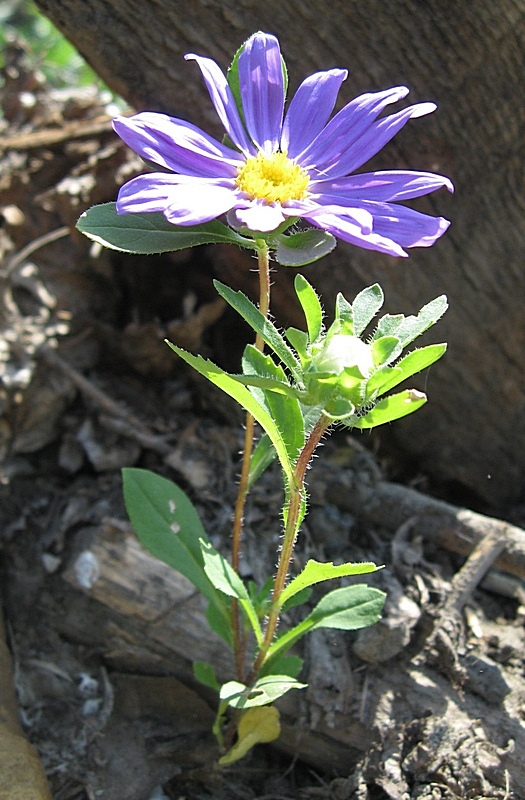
[
  {"xmin": 213, "ymin": 281, "xmax": 302, "ymax": 381},
  {"xmin": 281, "ymin": 586, "xmax": 312, "ymax": 612},
  {"xmin": 351, "ymin": 388, "xmax": 427, "ymax": 428},
  {"xmin": 247, "ymin": 434, "xmax": 277, "ymax": 489},
  {"xmin": 122, "ymin": 468, "xmax": 231, "ymax": 641},
  {"xmin": 372, "ymin": 313, "xmax": 404, "ymax": 340},
  {"xmin": 373, "ymin": 343, "xmax": 447, "ymax": 396},
  {"xmin": 335, "ymin": 292, "xmax": 354, "ymax": 332},
  {"xmin": 371, "ymin": 336, "xmax": 402, "ymax": 368},
  {"xmin": 285, "ymin": 327, "xmax": 309, "ymax": 362},
  {"xmin": 259, "ymin": 654, "xmax": 304, "ymax": 679},
  {"xmin": 77, "ymin": 203, "xmax": 255, "ymax": 254},
  {"xmin": 352, "ymin": 284, "xmax": 384, "ymax": 336},
  {"xmin": 200, "ymin": 540, "xmax": 262, "ymax": 644},
  {"xmin": 294, "ymin": 273, "xmax": 323, "ymax": 342},
  {"xmin": 227, "ymin": 36, "xmax": 288, "ymax": 130},
  {"xmin": 279, "ymin": 559, "xmax": 381, "ymax": 608},
  {"xmin": 226, "ymin": 42, "xmax": 247, "ymax": 127},
  {"xmin": 266, "ymin": 585, "xmax": 385, "ymax": 664},
  {"xmin": 395, "ymin": 295, "xmax": 448, "ymax": 347},
  {"xmin": 206, "ymin": 602, "xmax": 234, "ymax": 645},
  {"xmin": 309, "ymin": 585, "xmax": 386, "ymax": 631},
  {"xmin": 167, "ymin": 344, "xmax": 295, "ymax": 489},
  {"xmin": 193, "ymin": 660, "xmax": 220, "ymax": 691},
  {"xmin": 242, "ymin": 345, "xmax": 305, "ymax": 464},
  {"xmin": 220, "ymin": 675, "xmax": 307, "ymax": 709},
  {"xmin": 274, "ymin": 229, "xmax": 336, "ymax": 266}
]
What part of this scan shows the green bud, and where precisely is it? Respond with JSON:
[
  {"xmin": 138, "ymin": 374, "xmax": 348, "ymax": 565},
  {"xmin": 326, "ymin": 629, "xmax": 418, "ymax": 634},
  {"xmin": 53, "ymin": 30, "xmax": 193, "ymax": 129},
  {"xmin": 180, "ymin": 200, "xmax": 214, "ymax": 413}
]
[{"xmin": 314, "ymin": 334, "xmax": 374, "ymax": 378}]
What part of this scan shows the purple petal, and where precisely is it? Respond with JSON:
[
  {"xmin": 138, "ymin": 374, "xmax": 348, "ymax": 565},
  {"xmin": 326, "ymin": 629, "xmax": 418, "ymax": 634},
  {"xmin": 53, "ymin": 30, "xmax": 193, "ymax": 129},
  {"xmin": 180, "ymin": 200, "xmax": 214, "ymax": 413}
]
[
  {"xmin": 116, "ymin": 173, "xmax": 239, "ymax": 225},
  {"xmin": 320, "ymin": 102, "xmax": 437, "ymax": 178},
  {"xmin": 303, "ymin": 209, "xmax": 409, "ymax": 257},
  {"xmin": 281, "ymin": 69, "xmax": 347, "ymax": 158},
  {"xmin": 163, "ymin": 183, "xmax": 240, "ymax": 225},
  {"xmin": 311, "ymin": 170, "xmax": 454, "ymax": 202},
  {"xmin": 287, "ymin": 200, "xmax": 374, "ymax": 234},
  {"xmin": 238, "ymin": 32, "xmax": 285, "ymax": 153},
  {"xmin": 113, "ymin": 113, "xmax": 243, "ymax": 178},
  {"xmin": 230, "ymin": 200, "xmax": 287, "ymax": 232},
  {"xmin": 185, "ymin": 53, "xmax": 255, "ymax": 155},
  {"xmin": 295, "ymin": 86, "xmax": 409, "ymax": 172},
  {"xmin": 361, "ymin": 202, "xmax": 451, "ymax": 248}
]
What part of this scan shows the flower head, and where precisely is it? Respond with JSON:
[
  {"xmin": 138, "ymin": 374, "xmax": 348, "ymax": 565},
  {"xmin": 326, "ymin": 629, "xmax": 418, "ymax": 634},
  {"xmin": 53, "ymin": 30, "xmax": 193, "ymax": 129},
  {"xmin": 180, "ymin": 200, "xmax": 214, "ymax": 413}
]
[{"xmin": 113, "ymin": 32, "xmax": 453, "ymax": 257}]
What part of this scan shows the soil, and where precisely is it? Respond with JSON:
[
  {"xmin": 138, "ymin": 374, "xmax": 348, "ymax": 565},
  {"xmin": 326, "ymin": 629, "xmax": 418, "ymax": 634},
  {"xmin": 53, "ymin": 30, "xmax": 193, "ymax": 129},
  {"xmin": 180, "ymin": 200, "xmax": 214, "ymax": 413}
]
[{"xmin": 1, "ymin": 41, "xmax": 524, "ymax": 800}]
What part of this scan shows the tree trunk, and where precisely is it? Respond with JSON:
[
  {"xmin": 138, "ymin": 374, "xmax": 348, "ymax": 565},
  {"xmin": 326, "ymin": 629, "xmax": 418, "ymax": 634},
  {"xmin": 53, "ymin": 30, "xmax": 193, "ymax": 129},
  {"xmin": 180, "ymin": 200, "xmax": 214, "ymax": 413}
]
[{"xmin": 33, "ymin": 0, "xmax": 525, "ymax": 507}]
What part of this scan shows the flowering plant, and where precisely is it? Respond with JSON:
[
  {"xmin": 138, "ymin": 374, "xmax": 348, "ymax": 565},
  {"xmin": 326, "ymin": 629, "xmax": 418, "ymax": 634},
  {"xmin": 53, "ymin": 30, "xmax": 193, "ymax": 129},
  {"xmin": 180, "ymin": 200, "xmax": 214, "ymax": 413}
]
[{"xmin": 78, "ymin": 32, "xmax": 451, "ymax": 764}]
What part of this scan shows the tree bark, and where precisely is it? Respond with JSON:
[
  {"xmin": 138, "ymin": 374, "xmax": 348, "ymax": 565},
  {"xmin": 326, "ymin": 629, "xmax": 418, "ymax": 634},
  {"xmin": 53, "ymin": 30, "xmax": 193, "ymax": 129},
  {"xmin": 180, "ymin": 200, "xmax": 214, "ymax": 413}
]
[{"xmin": 33, "ymin": 0, "xmax": 525, "ymax": 507}]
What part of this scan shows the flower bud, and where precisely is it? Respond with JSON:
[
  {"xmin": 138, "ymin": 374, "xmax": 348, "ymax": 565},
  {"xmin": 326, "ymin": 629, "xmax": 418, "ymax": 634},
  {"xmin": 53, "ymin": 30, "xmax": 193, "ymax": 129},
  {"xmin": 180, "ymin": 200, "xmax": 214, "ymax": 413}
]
[{"xmin": 314, "ymin": 334, "xmax": 374, "ymax": 378}]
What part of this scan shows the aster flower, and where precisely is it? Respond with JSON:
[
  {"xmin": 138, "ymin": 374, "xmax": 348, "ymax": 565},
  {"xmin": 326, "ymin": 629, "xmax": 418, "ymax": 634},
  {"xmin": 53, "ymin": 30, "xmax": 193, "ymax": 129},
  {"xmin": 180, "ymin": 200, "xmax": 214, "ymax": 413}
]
[{"xmin": 113, "ymin": 31, "xmax": 452, "ymax": 258}]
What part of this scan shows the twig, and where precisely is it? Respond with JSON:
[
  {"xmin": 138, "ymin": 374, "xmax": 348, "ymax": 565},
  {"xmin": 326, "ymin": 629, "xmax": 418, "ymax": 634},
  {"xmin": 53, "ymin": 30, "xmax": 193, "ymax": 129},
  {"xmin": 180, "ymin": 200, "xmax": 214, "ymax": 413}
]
[
  {"xmin": 0, "ymin": 226, "xmax": 70, "ymax": 281},
  {"xmin": 0, "ymin": 115, "xmax": 116, "ymax": 154}
]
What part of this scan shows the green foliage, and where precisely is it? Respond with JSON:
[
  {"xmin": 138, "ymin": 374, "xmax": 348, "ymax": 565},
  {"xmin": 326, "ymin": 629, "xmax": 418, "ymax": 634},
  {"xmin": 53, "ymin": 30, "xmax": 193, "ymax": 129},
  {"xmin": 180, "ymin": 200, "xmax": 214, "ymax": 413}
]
[
  {"xmin": 166, "ymin": 343, "xmax": 297, "ymax": 491},
  {"xmin": 274, "ymin": 229, "xmax": 337, "ymax": 266},
  {"xmin": 278, "ymin": 559, "xmax": 382, "ymax": 608},
  {"xmin": 220, "ymin": 674, "xmax": 307, "ymax": 709},
  {"xmin": 77, "ymin": 203, "xmax": 255, "ymax": 254},
  {"xmin": 122, "ymin": 468, "xmax": 233, "ymax": 645},
  {"xmin": 0, "ymin": 1, "xmax": 108, "ymax": 90},
  {"xmin": 265, "ymin": 585, "xmax": 386, "ymax": 666}
]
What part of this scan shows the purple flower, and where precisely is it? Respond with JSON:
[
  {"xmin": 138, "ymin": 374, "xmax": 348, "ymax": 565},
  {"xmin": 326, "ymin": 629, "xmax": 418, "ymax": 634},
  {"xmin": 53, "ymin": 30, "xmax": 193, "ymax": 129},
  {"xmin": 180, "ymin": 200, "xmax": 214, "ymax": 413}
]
[{"xmin": 113, "ymin": 32, "xmax": 453, "ymax": 257}]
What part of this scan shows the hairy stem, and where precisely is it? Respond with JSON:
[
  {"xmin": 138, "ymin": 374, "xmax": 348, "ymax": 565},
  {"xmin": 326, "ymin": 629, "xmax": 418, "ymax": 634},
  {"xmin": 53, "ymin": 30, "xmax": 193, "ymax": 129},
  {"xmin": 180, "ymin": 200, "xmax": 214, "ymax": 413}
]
[
  {"xmin": 248, "ymin": 414, "xmax": 331, "ymax": 680},
  {"xmin": 231, "ymin": 243, "xmax": 271, "ymax": 680}
]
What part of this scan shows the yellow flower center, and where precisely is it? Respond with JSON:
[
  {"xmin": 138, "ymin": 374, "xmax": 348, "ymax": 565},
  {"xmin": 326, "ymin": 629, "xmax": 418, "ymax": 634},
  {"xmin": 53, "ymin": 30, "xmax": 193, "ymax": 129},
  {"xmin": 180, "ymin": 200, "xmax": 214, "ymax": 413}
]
[{"xmin": 236, "ymin": 151, "xmax": 309, "ymax": 204}]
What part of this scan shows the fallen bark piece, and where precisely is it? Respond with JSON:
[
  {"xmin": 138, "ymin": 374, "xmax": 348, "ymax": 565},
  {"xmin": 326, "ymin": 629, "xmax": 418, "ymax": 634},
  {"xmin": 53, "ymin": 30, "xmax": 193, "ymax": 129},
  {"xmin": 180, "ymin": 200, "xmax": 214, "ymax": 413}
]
[
  {"xmin": 0, "ymin": 610, "xmax": 52, "ymax": 800},
  {"xmin": 58, "ymin": 520, "xmax": 525, "ymax": 793},
  {"xmin": 330, "ymin": 478, "xmax": 525, "ymax": 580}
]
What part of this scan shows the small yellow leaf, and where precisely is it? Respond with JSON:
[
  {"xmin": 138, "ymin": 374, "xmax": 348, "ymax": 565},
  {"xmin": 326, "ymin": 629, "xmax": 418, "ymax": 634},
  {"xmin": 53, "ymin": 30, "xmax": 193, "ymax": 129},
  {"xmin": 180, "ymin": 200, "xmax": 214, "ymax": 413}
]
[{"xmin": 218, "ymin": 705, "xmax": 281, "ymax": 766}]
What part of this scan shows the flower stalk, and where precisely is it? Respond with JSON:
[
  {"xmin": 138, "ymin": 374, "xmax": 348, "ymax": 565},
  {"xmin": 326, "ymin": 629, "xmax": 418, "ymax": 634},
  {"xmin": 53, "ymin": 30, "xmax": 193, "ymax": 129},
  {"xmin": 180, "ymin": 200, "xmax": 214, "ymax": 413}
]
[{"xmin": 231, "ymin": 242, "xmax": 271, "ymax": 679}]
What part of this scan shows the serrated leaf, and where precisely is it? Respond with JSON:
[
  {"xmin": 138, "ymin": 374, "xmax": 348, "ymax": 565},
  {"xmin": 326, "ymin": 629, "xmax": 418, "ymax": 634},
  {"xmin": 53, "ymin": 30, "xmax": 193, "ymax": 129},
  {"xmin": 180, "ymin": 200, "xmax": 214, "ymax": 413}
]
[
  {"xmin": 352, "ymin": 284, "xmax": 384, "ymax": 336},
  {"xmin": 77, "ymin": 203, "xmax": 255, "ymax": 254},
  {"xmin": 266, "ymin": 585, "xmax": 385, "ymax": 664},
  {"xmin": 168, "ymin": 344, "xmax": 295, "ymax": 489},
  {"xmin": 213, "ymin": 281, "xmax": 302, "ymax": 381},
  {"xmin": 242, "ymin": 345, "xmax": 304, "ymax": 464},
  {"xmin": 351, "ymin": 388, "xmax": 427, "ymax": 428},
  {"xmin": 372, "ymin": 313, "xmax": 404, "ymax": 340},
  {"xmin": 335, "ymin": 292, "xmax": 354, "ymax": 332},
  {"xmin": 201, "ymin": 540, "xmax": 262, "ymax": 644},
  {"xmin": 294, "ymin": 273, "xmax": 323, "ymax": 342},
  {"xmin": 220, "ymin": 675, "xmax": 307, "ymax": 709},
  {"xmin": 395, "ymin": 295, "xmax": 448, "ymax": 347},
  {"xmin": 274, "ymin": 229, "xmax": 336, "ymax": 266},
  {"xmin": 122, "ymin": 468, "xmax": 232, "ymax": 643},
  {"xmin": 309, "ymin": 585, "xmax": 386, "ymax": 630},
  {"xmin": 279, "ymin": 559, "xmax": 381, "ymax": 608},
  {"xmin": 247, "ymin": 434, "xmax": 277, "ymax": 489},
  {"xmin": 218, "ymin": 706, "xmax": 281, "ymax": 765},
  {"xmin": 371, "ymin": 336, "xmax": 402, "ymax": 367},
  {"xmin": 285, "ymin": 327, "xmax": 309, "ymax": 361},
  {"xmin": 373, "ymin": 343, "xmax": 447, "ymax": 396}
]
